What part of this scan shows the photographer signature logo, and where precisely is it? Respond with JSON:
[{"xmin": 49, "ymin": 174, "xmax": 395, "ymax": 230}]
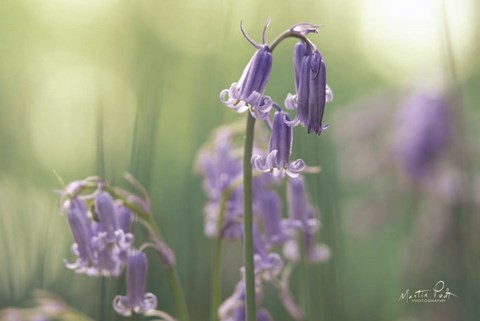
[{"xmin": 398, "ymin": 281, "xmax": 458, "ymax": 303}]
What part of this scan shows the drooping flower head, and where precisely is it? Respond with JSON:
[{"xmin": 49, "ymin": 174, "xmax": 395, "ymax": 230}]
[
  {"xmin": 113, "ymin": 251, "xmax": 157, "ymax": 316},
  {"xmin": 220, "ymin": 21, "xmax": 274, "ymax": 119},
  {"xmin": 64, "ymin": 194, "xmax": 135, "ymax": 277},
  {"xmin": 285, "ymin": 43, "xmax": 332, "ymax": 135}
]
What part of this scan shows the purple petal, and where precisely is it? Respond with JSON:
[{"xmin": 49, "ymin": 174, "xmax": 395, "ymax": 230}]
[{"xmin": 95, "ymin": 192, "xmax": 118, "ymax": 242}]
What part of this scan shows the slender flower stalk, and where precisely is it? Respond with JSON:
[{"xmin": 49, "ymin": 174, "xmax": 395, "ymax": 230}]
[
  {"xmin": 243, "ymin": 112, "xmax": 257, "ymax": 321},
  {"xmin": 210, "ymin": 186, "xmax": 234, "ymax": 321},
  {"xmin": 211, "ymin": 237, "xmax": 224, "ymax": 321},
  {"xmin": 142, "ymin": 215, "xmax": 191, "ymax": 321}
]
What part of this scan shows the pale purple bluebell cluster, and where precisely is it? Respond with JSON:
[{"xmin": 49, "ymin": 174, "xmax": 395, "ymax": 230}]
[
  {"xmin": 395, "ymin": 90, "xmax": 451, "ymax": 180},
  {"xmin": 57, "ymin": 176, "xmax": 173, "ymax": 318},
  {"xmin": 196, "ymin": 123, "xmax": 330, "ymax": 321},
  {"xmin": 63, "ymin": 191, "xmax": 134, "ymax": 277}
]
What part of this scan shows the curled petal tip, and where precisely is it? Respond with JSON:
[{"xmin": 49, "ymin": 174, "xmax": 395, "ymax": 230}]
[
  {"xmin": 140, "ymin": 293, "xmax": 158, "ymax": 312},
  {"xmin": 326, "ymin": 85, "xmax": 334, "ymax": 102},
  {"xmin": 282, "ymin": 113, "xmax": 301, "ymax": 127},
  {"xmin": 113, "ymin": 296, "xmax": 132, "ymax": 317}
]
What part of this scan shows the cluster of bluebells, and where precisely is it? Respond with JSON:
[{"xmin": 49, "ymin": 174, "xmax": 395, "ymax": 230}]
[
  {"xmin": 220, "ymin": 22, "xmax": 333, "ymax": 178},
  {"xmin": 58, "ymin": 176, "xmax": 169, "ymax": 317},
  {"xmin": 196, "ymin": 125, "xmax": 330, "ymax": 321}
]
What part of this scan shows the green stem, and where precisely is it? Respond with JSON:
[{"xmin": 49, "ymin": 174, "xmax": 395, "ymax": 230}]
[
  {"xmin": 145, "ymin": 217, "xmax": 191, "ymax": 321},
  {"xmin": 243, "ymin": 113, "xmax": 257, "ymax": 321},
  {"xmin": 211, "ymin": 169, "xmax": 253, "ymax": 320},
  {"xmin": 165, "ymin": 267, "xmax": 190, "ymax": 321},
  {"xmin": 269, "ymin": 30, "xmax": 315, "ymax": 53},
  {"xmin": 210, "ymin": 188, "xmax": 232, "ymax": 321},
  {"xmin": 300, "ymin": 236, "xmax": 311, "ymax": 320},
  {"xmin": 211, "ymin": 238, "xmax": 223, "ymax": 321}
]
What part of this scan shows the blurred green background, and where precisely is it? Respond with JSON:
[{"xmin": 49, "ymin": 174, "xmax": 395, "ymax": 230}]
[{"xmin": 0, "ymin": 0, "xmax": 479, "ymax": 320}]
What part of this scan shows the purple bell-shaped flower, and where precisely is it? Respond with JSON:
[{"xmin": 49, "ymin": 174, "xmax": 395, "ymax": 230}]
[
  {"xmin": 285, "ymin": 43, "xmax": 332, "ymax": 135},
  {"xmin": 113, "ymin": 251, "xmax": 157, "ymax": 316},
  {"xmin": 252, "ymin": 111, "xmax": 305, "ymax": 177}
]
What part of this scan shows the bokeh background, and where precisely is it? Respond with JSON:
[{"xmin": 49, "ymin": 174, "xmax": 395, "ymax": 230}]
[{"xmin": 0, "ymin": 0, "xmax": 479, "ymax": 320}]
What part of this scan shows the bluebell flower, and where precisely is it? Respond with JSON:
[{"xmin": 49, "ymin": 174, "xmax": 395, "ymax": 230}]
[
  {"xmin": 64, "ymin": 204, "xmax": 94, "ymax": 272},
  {"xmin": 220, "ymin": 21, "xmax": 274, "ymax": 119},
  {"xmin": 283, "ymin": 177, "xmax": 330, "ymax": 263},
  {"xmin": 252, "ymin": 111, "xmax": 305, "ymax": 177},
  {"xmin": 252, "ymin": 224, "xmax": 283, "ymax": 280},
  {"xmin": 258, "ymin": 191, "xmax": 288, "ymax": 246},
  {"xmin": 113, "ymin": 251, "xmax": 157, "ymax": 316},
  {"xmin": 63, "ymin": 194, "xmax": 134, "ymax": 277},
  {"xmin": 115, "ymin": 203, "xmax": 134, "ymax": 234},
  {"xmin": 285, "ymin": 43, "xmax": 332, "ymax": 135},
  {"xmin": 220, "ymin": 47, "xmax": 273, "ymax": 119},
  {"xmin": 93, "ymin": 238, "xmax": 122, "ymax": 276},
  {"xmin": 304, "ymin": 219, "xmax": 331, "ymax": 263},
  {"xmin": 395, "ymin": 90, "xmax": 451, "ymax": 180},
  {"xmin": 286, "ymin": 177, "xmax": 319, "ymax": 233},
  {"xmin": 95, "ymin": 192, "xmax": 118, "ymax": 242}
]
